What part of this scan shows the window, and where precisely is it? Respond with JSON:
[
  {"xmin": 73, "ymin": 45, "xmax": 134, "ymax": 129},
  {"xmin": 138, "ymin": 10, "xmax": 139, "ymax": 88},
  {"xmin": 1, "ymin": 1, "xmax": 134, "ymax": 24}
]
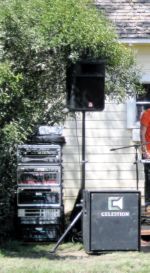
[
  {"xmin": 127, "ymin": 84, "xmax": 150, "ymax": 128},
  {"xmin": 126, "ymin": 84, "xmax": 150, "ymax": 141},
  {"xmin": 136, "ymin": 84, "xmax": 150, "ymax": 122}
]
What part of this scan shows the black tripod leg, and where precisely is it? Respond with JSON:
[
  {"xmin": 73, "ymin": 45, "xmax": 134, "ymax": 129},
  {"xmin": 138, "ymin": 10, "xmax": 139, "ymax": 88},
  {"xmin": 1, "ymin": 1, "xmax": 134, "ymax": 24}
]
[{"xmin": 50, "ymin": 210, "xmax": 83, "ymax": 253}]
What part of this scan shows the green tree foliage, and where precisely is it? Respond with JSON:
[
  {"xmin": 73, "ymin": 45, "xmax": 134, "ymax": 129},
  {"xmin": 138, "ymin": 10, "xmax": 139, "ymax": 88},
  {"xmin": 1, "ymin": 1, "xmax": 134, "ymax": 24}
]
[{"xmin": 0, "ymin": 0, "xmax": 142, "ymax": 240}]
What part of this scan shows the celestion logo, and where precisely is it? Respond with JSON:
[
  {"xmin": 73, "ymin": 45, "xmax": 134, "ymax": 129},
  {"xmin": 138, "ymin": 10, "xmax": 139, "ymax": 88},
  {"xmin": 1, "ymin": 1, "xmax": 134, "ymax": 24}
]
[
  {"xmin": 100, "ymin": 196, "xmax": 130, "ymax": 217},
  {"xmin": 108, "ymin": 196, "xmax": 123, "ymax": 210}
]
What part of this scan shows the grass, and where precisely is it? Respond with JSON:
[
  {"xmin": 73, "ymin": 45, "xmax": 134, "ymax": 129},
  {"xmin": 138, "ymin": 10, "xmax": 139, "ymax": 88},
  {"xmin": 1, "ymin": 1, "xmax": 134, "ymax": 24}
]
[{"xmin": 0, "ymin": 240, "xmax": 150, "ymax": 273}]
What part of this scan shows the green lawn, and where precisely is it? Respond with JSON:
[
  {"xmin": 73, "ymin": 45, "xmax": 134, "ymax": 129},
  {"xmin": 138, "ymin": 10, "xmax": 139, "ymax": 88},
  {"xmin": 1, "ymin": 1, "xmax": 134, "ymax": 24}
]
[{"xmin": 0, "ymin": 240, "xmax": 150, "ymax": 273}]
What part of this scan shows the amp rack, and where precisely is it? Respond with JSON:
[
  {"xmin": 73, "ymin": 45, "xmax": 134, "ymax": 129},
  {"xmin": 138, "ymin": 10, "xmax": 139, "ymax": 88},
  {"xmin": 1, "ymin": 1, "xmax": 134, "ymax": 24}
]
[
  {"xmin": 17, "ymin": 165, "xmax": 61, "ymax": 186},
  {"xmin": 17, "ymin": 144, "xmax": 62, "ymax": 164},
  {"xmin": 17, "ymin": 207, "xmax": 63, "ymax": 225},
  {"xmin": 17, "ymin": 187, "xmax": 62, "ymax": 207},
  {"xmin": 16, "ymin": 142, "xmax": 64, "ymax": 242},
  {"xmin": 20, "ymin": 224, "xmax": 61, "ymax": 242}
]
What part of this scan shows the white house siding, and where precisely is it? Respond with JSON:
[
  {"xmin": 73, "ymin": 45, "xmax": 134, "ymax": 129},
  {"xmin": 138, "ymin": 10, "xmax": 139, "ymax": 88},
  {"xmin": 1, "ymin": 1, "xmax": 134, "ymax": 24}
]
[{"xmin": 62, "ymin": 102, "xmax": 145, "ymax": 214}]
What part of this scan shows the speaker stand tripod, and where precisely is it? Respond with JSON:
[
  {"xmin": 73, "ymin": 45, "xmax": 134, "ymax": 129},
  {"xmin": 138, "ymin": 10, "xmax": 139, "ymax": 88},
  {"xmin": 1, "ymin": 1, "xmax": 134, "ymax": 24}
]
[{"xmin": 50, "ymin": 111, "xmax": 86, "ymax": 253}]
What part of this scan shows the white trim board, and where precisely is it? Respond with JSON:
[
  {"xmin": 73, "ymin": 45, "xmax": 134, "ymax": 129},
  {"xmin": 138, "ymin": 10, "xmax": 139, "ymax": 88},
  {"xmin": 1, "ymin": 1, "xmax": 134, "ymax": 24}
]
[{"xmin": 120, "ymin": 39, "xmax": 150, "ymax": 45}]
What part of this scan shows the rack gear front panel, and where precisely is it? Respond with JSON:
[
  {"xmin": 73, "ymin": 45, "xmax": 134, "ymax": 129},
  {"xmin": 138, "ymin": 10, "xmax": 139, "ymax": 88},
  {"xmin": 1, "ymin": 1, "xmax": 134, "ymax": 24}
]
[{"xmin": 17, "ymin": 143, "xmax": 64, "ymax": 242}]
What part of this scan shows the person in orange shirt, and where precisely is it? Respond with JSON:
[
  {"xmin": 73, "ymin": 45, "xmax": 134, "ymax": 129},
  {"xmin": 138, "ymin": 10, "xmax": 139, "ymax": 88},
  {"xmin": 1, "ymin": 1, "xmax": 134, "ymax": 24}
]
[
  {"xmin": 140, "ymin": 108, "xmax": 150, "ymax": 203},
  {"xmin": 140, "ymin": 108, "xmax": 150, "ymax": 159}
]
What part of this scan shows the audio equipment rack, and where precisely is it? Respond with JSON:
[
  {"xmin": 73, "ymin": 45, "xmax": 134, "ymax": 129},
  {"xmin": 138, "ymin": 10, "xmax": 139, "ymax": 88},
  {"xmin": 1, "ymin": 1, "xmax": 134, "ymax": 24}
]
[{"xmin": 17, "ymin": 144, "xmax": 64, "ymax": 242}]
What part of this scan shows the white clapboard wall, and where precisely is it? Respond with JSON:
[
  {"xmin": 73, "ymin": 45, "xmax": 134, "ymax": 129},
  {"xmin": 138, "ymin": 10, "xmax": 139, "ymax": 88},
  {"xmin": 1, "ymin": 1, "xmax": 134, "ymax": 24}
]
[{"xmin": 62, "ymin": 102, "xmax": 144, "ymax": 214}]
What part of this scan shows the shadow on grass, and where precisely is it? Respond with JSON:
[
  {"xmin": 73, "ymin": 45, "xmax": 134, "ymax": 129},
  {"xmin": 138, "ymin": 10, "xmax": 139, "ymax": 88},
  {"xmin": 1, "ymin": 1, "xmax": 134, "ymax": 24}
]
[
  {"xmin": 2, "ymin": 239, "xmax": 150, "ymax": 259},
  {"xmin": 0, "ymin": 240, "xmax": 86, "ymax": 260}
]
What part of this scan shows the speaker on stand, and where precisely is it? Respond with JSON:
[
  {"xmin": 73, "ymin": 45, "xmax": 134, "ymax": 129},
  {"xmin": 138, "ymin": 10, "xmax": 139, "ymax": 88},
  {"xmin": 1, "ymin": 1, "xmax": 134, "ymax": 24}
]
[
  {"xmin": 66, "ymin": 59, "xmax": 105, "ymax": 111},
  {"xmin": 66, "ymin": 59, "xmax": 106, "ymax": 239}
]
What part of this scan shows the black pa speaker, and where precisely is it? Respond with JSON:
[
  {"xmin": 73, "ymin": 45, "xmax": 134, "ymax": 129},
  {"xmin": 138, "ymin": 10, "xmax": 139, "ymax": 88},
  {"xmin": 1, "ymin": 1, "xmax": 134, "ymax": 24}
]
[
  {"xmin": 66, "ymin": 60, "xmax": 105, "ymax": 111},
  {"xmin": 83, "ymin": 190, "xmax": 141, "ymax": 253}
]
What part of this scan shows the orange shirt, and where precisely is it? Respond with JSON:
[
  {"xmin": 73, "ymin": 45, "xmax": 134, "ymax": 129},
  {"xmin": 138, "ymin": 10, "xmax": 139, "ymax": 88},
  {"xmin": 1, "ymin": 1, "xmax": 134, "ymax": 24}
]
[{"xmin": 140, "ymin": 109, "xmax": 150, "ymax": 152}]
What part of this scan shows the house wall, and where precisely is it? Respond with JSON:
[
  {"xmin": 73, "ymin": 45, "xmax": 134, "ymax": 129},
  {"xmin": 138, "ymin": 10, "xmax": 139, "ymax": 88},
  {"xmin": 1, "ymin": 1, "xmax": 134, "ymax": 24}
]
[{"xmin": 62, "ymin": 44, "xmax": 150, "ymax": 215}]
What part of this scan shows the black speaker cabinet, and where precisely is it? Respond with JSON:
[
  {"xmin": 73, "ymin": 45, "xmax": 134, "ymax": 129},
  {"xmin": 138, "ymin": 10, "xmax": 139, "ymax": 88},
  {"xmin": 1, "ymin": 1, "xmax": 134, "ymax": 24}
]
[
  {"xmin": 66, "ymin": 60, "xmax": 105, "ymax": 111},
  {"xmin": 83, "ymin": 190, "xmax": 141, "ymax": 253}
]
